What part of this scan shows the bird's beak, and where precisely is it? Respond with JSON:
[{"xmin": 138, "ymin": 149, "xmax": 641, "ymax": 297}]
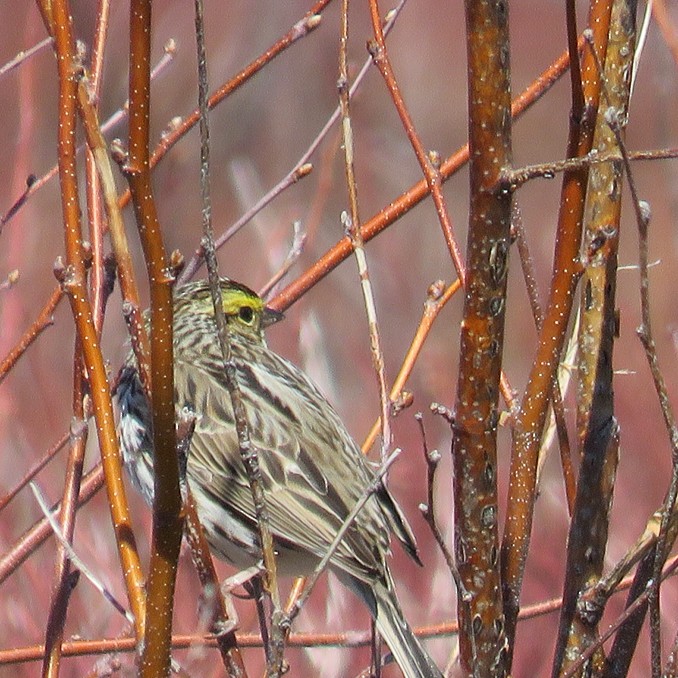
[{"xmin": 262, "ymin": 306, "xmax": 284, "ymax": 327}]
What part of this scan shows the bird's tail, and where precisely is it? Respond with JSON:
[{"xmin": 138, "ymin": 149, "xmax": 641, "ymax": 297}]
[{"xmin": 349, "ymin": 574, "xmax": 442, "ymax": 678}]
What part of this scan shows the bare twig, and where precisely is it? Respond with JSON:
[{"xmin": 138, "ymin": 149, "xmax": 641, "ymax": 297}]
[
  {"xmin": 178, "ymin": 1, "xmax": 406, "ymax": 286},
  {"xmin": 0, "ymin": 36, "xmax": 53, "ymax": 79},
  {"xmin": 415, "ymin": 413, "xmax": 465, "ymax": 598},
  {"xmin": 0, "ymin": 432, "xmax": 68, "ymax": 512},
  {"xmin": 30, "ymin": 483, "xmax": 133, "ymax": 624},
  {"xmin": 609, "ymin": 103, "xmax": 678, "ymax": 678},
  {"xmin": 0, "ymin": 463, "xmax": 104, "ymax": 586},
  {"xmin": 0, "ymin": 175, "xmax": 37, "ymax": 232},
  {"xmin": 191, "ymin": 2, "xmax": 255, "ymax": 675},
  {"xmin": 362, "ymin": 280, "xmax": 461, "ymax": 453},
  {"xmin": 43, "ymin": 353, "xmax": 89, "ymax": 678},
  {"xmin": 0, "ymin": 285, "xmax": 64, "ymax": 385},
  {"xmin": 337, "ymin": 2, "xmax": 390, "ymax": 463},
  {"xmin": 511, "ymin": 204, "xmax": 576, "ymax": 512},
  {"xmin": 259, "ymin": 221, "xmax": 307, "ymax": 299},
  {"xmin": 177, "ymin": 406, "xmax": 247, "ymax": 676},
  {"xmin": 508, "ymin": 147, "xmax": 678, "ymax": 188}
]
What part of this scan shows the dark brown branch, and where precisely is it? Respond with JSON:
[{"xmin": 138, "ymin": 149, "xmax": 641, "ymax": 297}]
[
  {"xmin": 501, "ymin": 4, "xmax": 613, "ymax": 660},
  {"xmin": 448, "ymin": 1, "xmax": 513, "ymax": 674},
  {"xmin": 553, "ymin": 3, "xmax": 637, "ymax": 675},
  {"xmin": 607, "ymin": 63, "xmax": 678, "ymax": 678}
]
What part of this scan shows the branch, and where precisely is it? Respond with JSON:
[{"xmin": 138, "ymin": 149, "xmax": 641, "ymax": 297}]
[
  {"xmin": 122, "ymin": 1, "xmax": 181, "ymax": 673},
  {"xmin": 447, "ymin": 1, "xmax": 513, "ymax": 673}
]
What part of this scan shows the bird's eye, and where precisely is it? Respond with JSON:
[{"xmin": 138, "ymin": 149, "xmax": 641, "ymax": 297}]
[{"xmin": 238, "ymin": 306, "xmax": 255, "ymax": 324}]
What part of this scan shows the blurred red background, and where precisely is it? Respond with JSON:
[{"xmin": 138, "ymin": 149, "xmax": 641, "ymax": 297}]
[{"xmin": 0, "ymin": 1, "xmax": 677, "ymax": 676}]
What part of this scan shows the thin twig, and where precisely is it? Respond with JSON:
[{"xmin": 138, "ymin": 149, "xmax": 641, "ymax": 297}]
[
  {"xmin": 0, "ymin": 464, "xmax": 104, "ymax": 586},
  {"xmin": 0, "ymin": 432, "xmax": 68, "ymax": 512},
  {"xmin": 1, "ymin": 41, "xmax": 177, "ymax": 232},
  {"xmin": 178, "ymin": 0, "xmax": 407, "ymax": 285},
  {"xmin": 6, "ymin": 554, "xmax": 678, "ymax": 667},
  {"xmin": 0, "ymin": 285, "xmax": 64, "ymax": 384},
  {"xmin": 367, "ymin": 1, "xmax": 462, "ymax": 280},
  {"xmin": 415, "ymin": 413, "xmax": 466, "ymax": 598},
  {"xmin": 30, "ymin": 483, "xmax": 133, "ymax": 624},
  {"xmin": 337, "ymin": 1, "xmax": 390, "ymax": 463},
  {"xmin": 191, "ymin": 2, "xmax": 254, "ymax": 675},
  {"xmin": 85, "ymin": 0, "xmax": 111, "ymax": 332},
  {"xmin": 43, "ymin": 354, "xmax": 88, "ymax": 678},
  {"xmin": 608, "ymin": 105, "xmax": 678, "ymax": 678},
  {"xmin": 0, "ymin": 36, "xmax": 53, "ymax": 79},
  {"xmin": 362, "ymin": 280, "xmax": 461, "ymax": 453},
  {"xmin": 259, "ymin": 221, "xmax": 307, "ymax": 299},
  {"xmin": 0, "ymin": 175, "xmax": 37, "ymax": 231},
  {"xmin": 194, "ymin": 2, "xmax": 286, "ymax": 674},
  {"xmin": 78, "ymin": 67, "xmax": 152, "ymax": 395},
  {"xmin": 176, "ymin": 407, "xmax": 247, "ymax": 676},
  {"xmin": 507, "ymin": 147, "xmax": 678, "ymax": 189},
  {"xmin": 511, "ymin": 203, "xmax": 576, "ymax": 512}
]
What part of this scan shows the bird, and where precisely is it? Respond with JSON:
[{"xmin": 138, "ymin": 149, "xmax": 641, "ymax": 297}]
[{"xmin": 115, "ymin": 278, "xmax": 441, "ymax": 678}]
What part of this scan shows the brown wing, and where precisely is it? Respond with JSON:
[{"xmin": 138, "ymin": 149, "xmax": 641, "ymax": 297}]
[{"xmin": 176, "ymin": 347, "xmax": 406, "ymax": 583}]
